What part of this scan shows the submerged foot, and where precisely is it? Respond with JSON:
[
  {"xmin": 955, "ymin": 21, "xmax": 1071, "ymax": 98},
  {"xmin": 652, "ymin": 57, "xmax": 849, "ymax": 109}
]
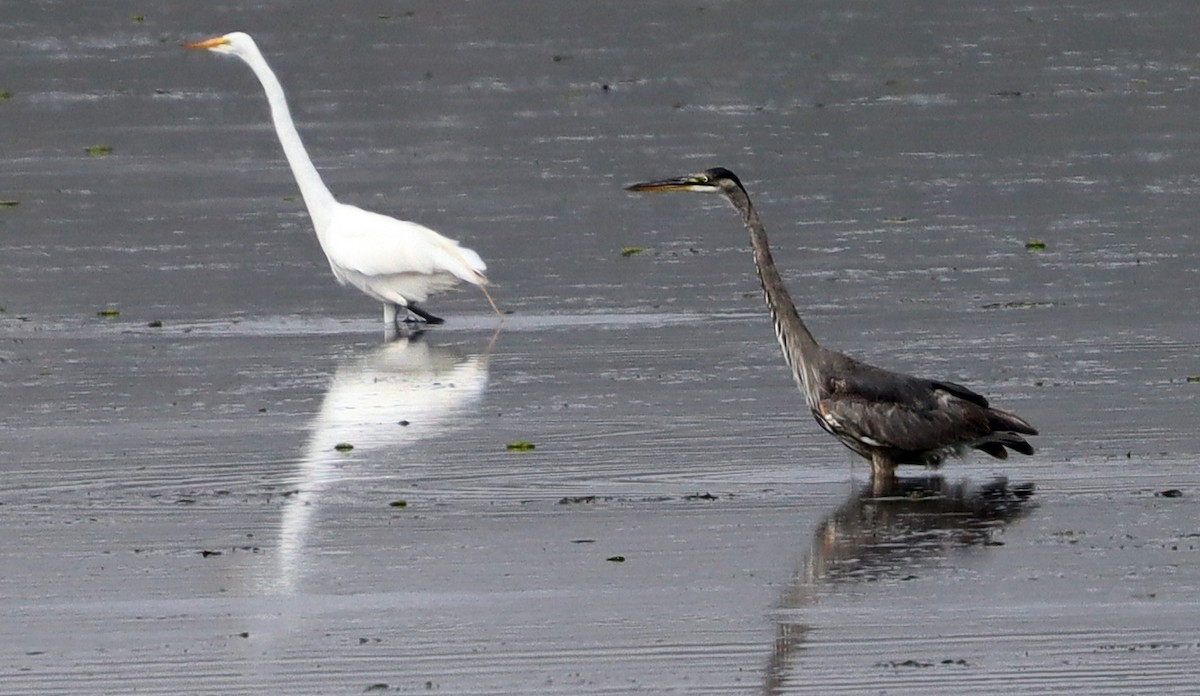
[{"xmin": 406, "ymin": 304, "xmax": 445, "ymax": 325}]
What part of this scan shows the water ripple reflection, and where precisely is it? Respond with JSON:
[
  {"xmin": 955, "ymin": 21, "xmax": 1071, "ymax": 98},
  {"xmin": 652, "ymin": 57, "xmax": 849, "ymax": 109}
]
[
  {"xmin": 765, "ymin": 476, "xmax": 1036, "ymax": 695},
  {"xmin": 274, "ymin": 332, "xmax": 491, "ymax": 594}
]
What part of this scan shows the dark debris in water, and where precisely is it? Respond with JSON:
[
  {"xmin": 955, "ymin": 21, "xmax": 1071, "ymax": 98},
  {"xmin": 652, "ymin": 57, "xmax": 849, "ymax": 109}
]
[
  {"xmin": 559, "ymin": 493, "xmax": 724, "ymax": 505},
  {"xmin": 376, "ymin": 10, "xmax": 416, "ymax": 20},
  {"xmin": 606, "ymin": 555, "xmax": 626, "ymax": 563},
  {"xmin": 876, "ymin": 658, "xmax": 970, "ymax": 669},
  {"xmin": 981, "ymin": 300, "xmax": 1058, "ymax": 310},
  {"xmin": 1156, "ymin": 489, "xmax": 1183, "ymax": 498},
  {"xmin": 506, "ymin": 440, "xmax": 536, "ymax": 452},
  {"xmin": 1098, "ymin": 639, "xmax": 1200, "ymax": 652},
  {"xmin": 560, "ymin": 495, "xmax": 601, "ymax": 505}
]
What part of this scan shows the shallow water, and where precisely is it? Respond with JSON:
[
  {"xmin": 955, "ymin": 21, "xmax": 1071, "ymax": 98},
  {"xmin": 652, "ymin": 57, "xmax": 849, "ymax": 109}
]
[{"xmin": 2, "ymin": 2, "xmax": 1199, "ymax": 694}]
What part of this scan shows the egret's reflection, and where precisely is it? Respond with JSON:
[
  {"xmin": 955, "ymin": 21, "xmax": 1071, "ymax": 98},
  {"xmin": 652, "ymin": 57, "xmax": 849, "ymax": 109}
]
[
  {"xmin": 764, "ymin": 476, "xmax": 1036, "ymax": 695},
  {"xmin": 275, "ymin": 331, "xmax": 491, "ymax": 593}
]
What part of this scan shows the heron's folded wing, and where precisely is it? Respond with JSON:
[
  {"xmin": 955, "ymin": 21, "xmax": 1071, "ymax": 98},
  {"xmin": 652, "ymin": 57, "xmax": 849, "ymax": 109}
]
[
  {"xmin": 817, "ymin": 389, "xmax": 991, "ymax": 453},
  {"xmin": 816, "ymin": 369, "xmax": 993, "ymax": 451}
]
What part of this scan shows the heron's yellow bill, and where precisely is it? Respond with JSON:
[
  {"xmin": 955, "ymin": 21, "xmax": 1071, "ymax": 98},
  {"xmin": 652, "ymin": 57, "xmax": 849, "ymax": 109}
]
[
  {"xmin": 184, "ymin": 36, "xmax": 229, "ymax": 50},
  {"xmin": 625, "ymin": 176, "xmax": 710, "ymax": 193}
]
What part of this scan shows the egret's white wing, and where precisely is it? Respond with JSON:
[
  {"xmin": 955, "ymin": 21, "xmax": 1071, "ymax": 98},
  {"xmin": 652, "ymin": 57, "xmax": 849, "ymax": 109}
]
[{"xmin": 322, "ymin": 204, "xmax": 487, "ymax": 283}]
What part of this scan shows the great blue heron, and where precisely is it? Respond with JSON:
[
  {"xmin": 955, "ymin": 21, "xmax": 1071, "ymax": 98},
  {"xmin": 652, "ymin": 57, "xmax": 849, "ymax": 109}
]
[{"xmin": 626, "ymin": 167, "xmax": 1037, "ymax": 478}]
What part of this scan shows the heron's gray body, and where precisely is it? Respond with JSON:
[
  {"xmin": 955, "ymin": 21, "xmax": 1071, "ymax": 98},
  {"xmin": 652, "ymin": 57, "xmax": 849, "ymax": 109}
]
[
  {"xmin": 627, "ymin": 167, "xmax": 1037, "ymax": 478},
  {"xmin": 802, "ymin": 348, "xmax": 1035, "ymax": 468}
]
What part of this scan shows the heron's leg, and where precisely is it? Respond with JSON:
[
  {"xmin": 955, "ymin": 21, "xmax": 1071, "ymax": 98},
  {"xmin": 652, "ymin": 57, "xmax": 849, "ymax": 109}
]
[
  {"xmin": 406, "ymin": 304, "xmax": 445, "ymax": 325},
  {"xmin": 869, "ymin": 452, "xmax": 896, "ymax": 480},
  {"xmin": 869, "ymin": 470, "xmax": 900, "ymax": 497}
]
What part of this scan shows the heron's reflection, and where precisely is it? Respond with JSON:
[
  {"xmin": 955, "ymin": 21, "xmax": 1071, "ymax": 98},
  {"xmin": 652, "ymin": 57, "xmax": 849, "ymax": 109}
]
[
  {"xmin": 764, "ymin": 475, "xmax": 1036, "ymax": 695},
  {"xmin": 275, "ymin": 331, "xmax": 491, "ymax": 593}
]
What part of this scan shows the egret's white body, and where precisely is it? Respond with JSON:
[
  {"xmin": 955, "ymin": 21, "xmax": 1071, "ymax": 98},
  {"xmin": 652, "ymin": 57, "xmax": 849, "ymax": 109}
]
[{"xmin": 187, "ymin": 32, "xmax": 497, "ymax": 329}]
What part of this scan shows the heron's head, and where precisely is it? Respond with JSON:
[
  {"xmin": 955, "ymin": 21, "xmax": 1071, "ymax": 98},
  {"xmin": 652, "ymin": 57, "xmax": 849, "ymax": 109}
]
[
  {"xmin": 625, "ymin": 167, "xmax": 745, "ymax": 195},
  {"xmin": 185, "ymin": 32, "xmax": 256, "ymax": 57}
]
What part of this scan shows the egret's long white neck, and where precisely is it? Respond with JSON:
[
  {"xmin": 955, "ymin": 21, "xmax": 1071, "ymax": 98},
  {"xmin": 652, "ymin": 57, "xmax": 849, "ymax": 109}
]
[{"xmin": 235, "ymin": 42, "xmax": 337, "ymax": 231}]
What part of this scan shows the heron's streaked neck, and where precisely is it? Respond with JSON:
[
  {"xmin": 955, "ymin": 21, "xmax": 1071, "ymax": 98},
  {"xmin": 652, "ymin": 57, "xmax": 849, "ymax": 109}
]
[
  {"xmin": 237, "ymin": 44, "xmax": 336, "ymax": 230},
  {"xmin": 724, "ymin": 186, "xmax": 823, "ymax": 396}
]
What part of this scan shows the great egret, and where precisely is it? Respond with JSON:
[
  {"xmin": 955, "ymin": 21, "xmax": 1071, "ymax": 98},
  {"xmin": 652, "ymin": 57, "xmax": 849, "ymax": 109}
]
[
  {"xmin": 185, "ymin": 32, "xmax": 499, "ymax": 328},
  {"xmin": 627, "ymin": 168, "xmax": 1037, "ymax": 478}
]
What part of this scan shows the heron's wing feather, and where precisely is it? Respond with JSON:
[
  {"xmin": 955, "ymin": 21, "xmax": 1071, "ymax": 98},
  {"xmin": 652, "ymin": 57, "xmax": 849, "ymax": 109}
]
[
  {"xmin": 818, "ymin": 360, "xmax": 992, "ymax": 451},
  {"xmin": 323, "ymin": 205, "xmax": 487, "ymax": 283},
  {"xmin": 818, "ymin": 391, "xmax": 990, "ymax": 452},
  {"xmin": 928, "ymin": 380, "xmax": 989, "ymax": 408},
  {"xmin": 829, "ymin": 356, "xmax": 988, "ymax": 407}
]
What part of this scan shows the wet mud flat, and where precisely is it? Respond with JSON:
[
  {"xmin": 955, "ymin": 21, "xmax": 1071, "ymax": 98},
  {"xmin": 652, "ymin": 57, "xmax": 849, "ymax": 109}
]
[{"xmin": 2, "ymin": 316, "xmax": 1198, "ymax": 695}]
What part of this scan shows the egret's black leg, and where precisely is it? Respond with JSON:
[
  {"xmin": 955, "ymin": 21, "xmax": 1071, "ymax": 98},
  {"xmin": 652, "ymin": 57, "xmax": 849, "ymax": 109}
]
[{"xmin": 406, "ymin": 304, "xmax": 445, "ymax": 325}]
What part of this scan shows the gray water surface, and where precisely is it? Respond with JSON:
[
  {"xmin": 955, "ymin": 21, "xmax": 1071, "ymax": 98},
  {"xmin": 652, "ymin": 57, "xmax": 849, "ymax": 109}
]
[{"xmin": 2, "ymin": 2, "xmax": 1199, "ymax": 694}]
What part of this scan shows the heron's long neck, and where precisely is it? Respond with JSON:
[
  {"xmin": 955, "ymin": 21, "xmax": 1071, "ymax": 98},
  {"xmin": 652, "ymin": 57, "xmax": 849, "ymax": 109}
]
[
  {"xmin": 727, "ymin": 188, "xmax": 823, "ymax": 398},
  {"xmin": 238, "ymin": 46, "xmax": 337, "ymax": 231}
]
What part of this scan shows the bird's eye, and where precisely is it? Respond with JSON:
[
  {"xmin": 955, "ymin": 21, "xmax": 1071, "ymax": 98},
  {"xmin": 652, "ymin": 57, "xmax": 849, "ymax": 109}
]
[{"xmin": 695, "ymin": 175, "xmax": 709, "ymax": 184}]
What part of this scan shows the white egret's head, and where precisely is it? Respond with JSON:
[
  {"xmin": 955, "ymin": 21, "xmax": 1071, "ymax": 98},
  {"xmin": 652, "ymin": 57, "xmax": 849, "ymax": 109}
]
[{"xmin": 184, "ymin": 32, "xmax": 256, "ymax": 57}]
